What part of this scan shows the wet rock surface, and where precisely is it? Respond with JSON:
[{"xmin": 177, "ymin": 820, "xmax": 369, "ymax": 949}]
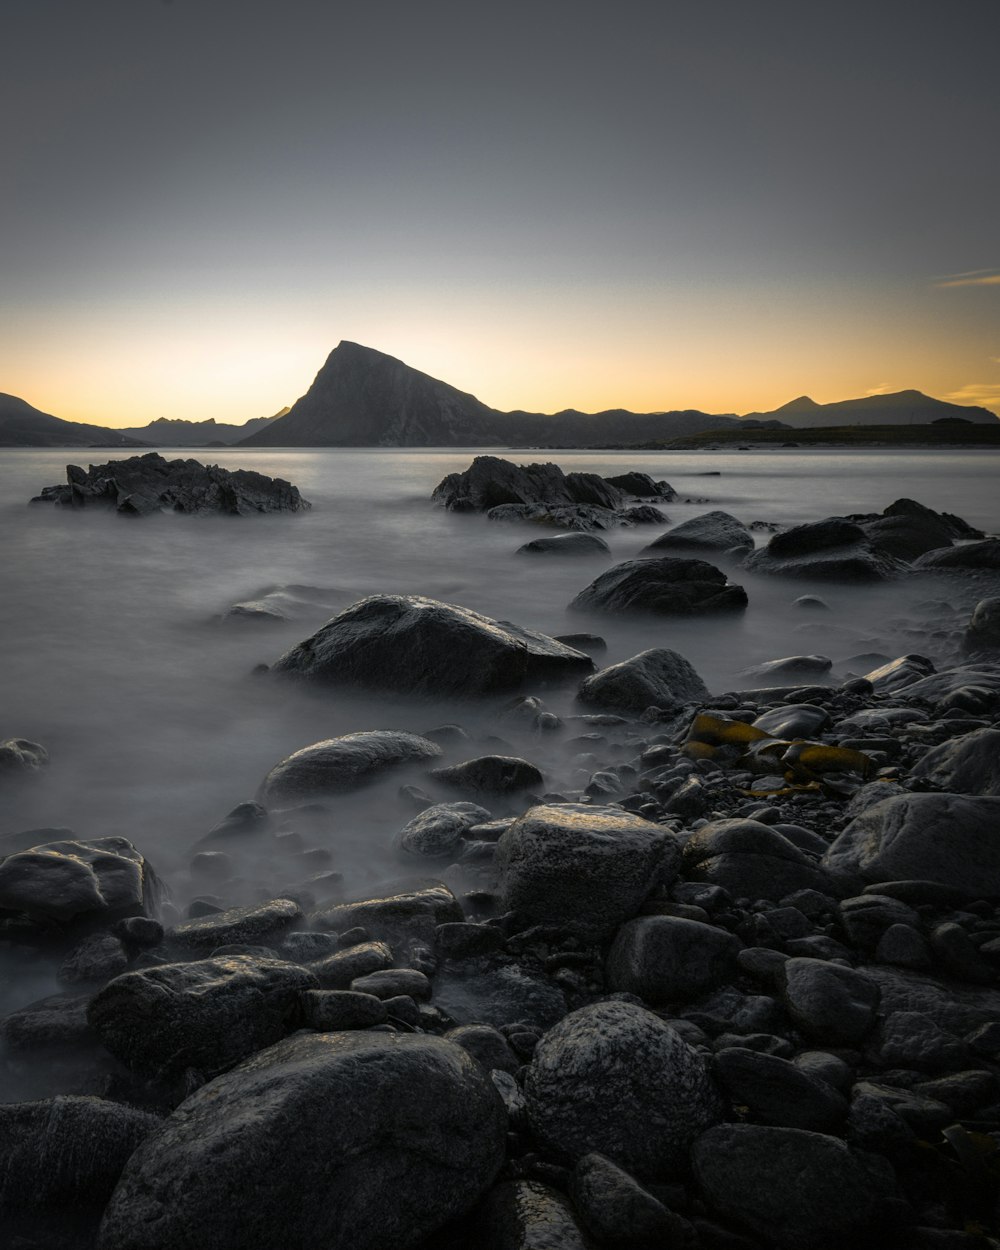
[{"xmin": 568, "ymin": 556, "xmax": 749, "ymax": 615}]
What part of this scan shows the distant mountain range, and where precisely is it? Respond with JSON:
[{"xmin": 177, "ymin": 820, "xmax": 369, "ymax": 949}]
[{"xmin": 2, "ymin": 344, "xmax": 996, "ymax": 448}]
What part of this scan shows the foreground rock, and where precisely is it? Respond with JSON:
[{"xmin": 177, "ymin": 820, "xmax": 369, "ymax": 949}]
[
  {"xmin": 31, "ymin": 452, "xmax": 310, "ymax": 516},
  {"xmin": 258, "ymin": 730, "xmax": 443, "ymax": 803},
  {"xmin": 910, "ymin": 726, "xmax": 1000, "ymax": 795},
  {"xmin": 744, "ymin": 518, "xmax": 905, "ymax": 580},
  {"xmin": 577, "ymin": 648, "xmax": 709, "ymax": 714},
  {"xmin": 525, "ymin": 1001, "xmax": 724, "ymax": 1179},
  {"xmin": 270, "ymin": 594, "xmax": 593, "ymax": 696},
  {"xmin": 97, "ymin": 1031, "xmax": 506, "ymax": 1250},
  {"xmin": 568, "ymin": 557, "xmax": 748, "ymax": 615}
]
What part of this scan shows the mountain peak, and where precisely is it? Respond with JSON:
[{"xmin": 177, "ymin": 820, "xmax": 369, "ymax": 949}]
[{"xmin": 774, "ymin": 395, "xmax": 821, "ymax": 412}]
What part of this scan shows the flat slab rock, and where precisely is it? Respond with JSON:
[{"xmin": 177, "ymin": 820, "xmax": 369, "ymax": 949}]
[
  {"xmin": 270, "ymin": 594, "xmax": 594, "ymax": 697},
  {"xmin": 31, "ymin": 452, "xmax": 310, "ymax": 516}
]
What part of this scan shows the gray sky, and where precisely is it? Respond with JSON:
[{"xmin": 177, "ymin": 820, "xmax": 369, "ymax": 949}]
[{"xmin": 2, "ymin": 0, "xmax": 998, "ymax": 423}]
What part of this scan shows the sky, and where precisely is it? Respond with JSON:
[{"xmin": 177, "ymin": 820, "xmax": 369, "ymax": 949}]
[{"xmin": 2, "ymin": 0, "xmax": 999, "ymax": 426}]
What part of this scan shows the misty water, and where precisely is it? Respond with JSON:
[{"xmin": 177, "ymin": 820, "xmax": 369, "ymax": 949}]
[{"xmin": 1, "ymin": 446, "xmax": 998, "ymax": 972}]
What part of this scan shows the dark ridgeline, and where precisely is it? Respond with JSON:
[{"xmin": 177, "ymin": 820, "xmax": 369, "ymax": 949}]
[{"xmin": 0, "ymin": 393, "xmax": 146, "ymax": 448}]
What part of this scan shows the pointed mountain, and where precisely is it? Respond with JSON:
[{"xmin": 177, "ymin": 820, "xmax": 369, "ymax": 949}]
[
  {"xmin": 0, "ymin": 393, "xmax": 147, "ymax": 448},
  {"xmin": 240, "ymin": 342, "xmax": 502, "ymax": 446}
]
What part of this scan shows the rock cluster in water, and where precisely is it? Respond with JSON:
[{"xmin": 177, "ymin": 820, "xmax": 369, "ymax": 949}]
[
  {"xmin": 30, "ymin": 452, "xmax": 310, "ymax": 517},
  {"xmin": 2, "ymin": 459, "xmax": 1000, "ymax": 1249}
]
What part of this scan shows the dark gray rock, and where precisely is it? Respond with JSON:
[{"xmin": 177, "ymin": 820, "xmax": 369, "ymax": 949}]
[
  {"xmin": 641, "ymin": 510, "xmax": 753, "ymax": 557},
  {"xmin": 682, "ymin": 818, "xmax": 833, "ymax": 901},
  {"xmin": 434, "ymin": 961, "xmax": 567, "ymax": 1032},
  {"xmin": 839, "ymin": 894, "xmax": 920, "ymax": 949},
  {"xmin": 445, "ymin": 1024, "xmax": 520, "ymax": 1074},
  {"xmin": 744, "ymin": 518, "xmax": 905, "ymax": 580},
  {"xmin": 740, "ymin": 655, "xmax": 832, "ymax": 683},
  {"xmin": 57, "ymin": 932, "xmax": 129, "ymax": 986},
  {"xmin": 496, "ymin": 803, "xmax": 677, "ymax": 939},
  {"xmin": 271, "ymin": 594, "xmax": 593, "ymax": 696},
  {"xmin": 963, "ymin": 596, "xmax": 1000, "ymax": 654},
  {"xmin": 910, "ymin": 727, "xmax": 1000, "ymax": 796},
  {"xmin": 517, "ymin": 532, "xmax": 611, "ymax": 556},
  {"xmin": 0, "ymin": 836, "xmax": 163, "ymax": 929},
  {"xmin": 0, "ymin": 991, "xmax": 94, "ymax": 1051},
  {"xmin": 311, "ymin": 880, "xmax": 464, "ymax": 947},
  {"xmin": 97, "ymin": 1031, "xmax": 506, "ymax": 1250},
  {"xmin": 87, "ymin": 955, "xmax": 317, "ymax": 1078},
  {"xmin": 33, "ymin": 452, "xmax": 310, "ymax": 516},
  {"xmin": 751, "ymin": 703, "xmax": 830, "ymax": 737},
  {"xmin": 258, "ymin": 730, "xmax": 443, "ymax": 804},
  {"xmin": 486, "ymin": 502, "xmax": 624, "ymax": 530},
  {"xmin": 607, "ymin": 915, "xmax": 740, "ymax": 1002},
  {"xmin": 862, "ymin": 964, "xmax": 1000, "ymax": 1035},
  {"xmin": 0, "ymin": 737, "xmax": 48, "ymax": 776},
  {"xmin": 874, "ymin": 1010, "xmax": 967, "ymax": 1071},
  {"xmin": 433, "ymin": 456, "xmax": 625, "ymax": 511},
  {"xmin": 300, "ymin": 989, "xmax": 388, "ymax": 1030},
  {"xmin": 604, "ymin": 472, "xmax": 676, "ymax": 500},
  {"xmin": 713, "ymin": 1047, "xmax": 848, "ymax": 1130},
  {"xmin": 860, "ymin": 499, "xmax": 959, "ymax": 561},
  {"xmin": 470, "ymin": 1179, "xmax": 595, "ymax": 1250},
  {"xmin": 692, "ymin": 1124, "xmax": 894, "ymax": 1249},
  {"xmin": 822, "ymin": 792, "xmax": 1000, "ymax": 897},
  {"xmin": 526, "ymin": 1000, "xmax": 724, "ymax": 1179},
  {"xmin": 571, "ymin": 1152, "xmax": 695, "ymax": 1249},
  {"xmin": 779, "ymin": 958, "xmax": 880, "ymax": 1045},
  {"xmin": 168, "ymin": 898, "xmax": 302, "ymax": 952},
  {"xmin": 577, "ymin": 647, "xmax": 709, "ymax": 714},
  {"xmin": 913, "ymin": 538, "xmax": 1000, "ymax": 571},
  {"xmin": 431, "ymin": 755, "xmax": 544, "ymax": 794},
  {"xmin": 351, "ymin": 968, "xmax": 431, "ymax": 999},
  {"xmin": 307, "ymin": 941, "xmax": 394, "ymax": 988},
  {"xmin": 569, "ymin": 557, "xmax": 748, "ymax": 615},
  {"xmin": 392, "ymin": 802, "xmax": 490, "ymax": 860}
]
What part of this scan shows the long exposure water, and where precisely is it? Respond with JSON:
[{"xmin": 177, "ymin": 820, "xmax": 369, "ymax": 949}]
[{"xmin": 1, "ymin": 446, "xmax": 997, "ymax": 912}]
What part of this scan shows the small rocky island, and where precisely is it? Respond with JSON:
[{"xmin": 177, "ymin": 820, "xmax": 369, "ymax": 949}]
[
  {"xmin": 29, "ymin": 452, "xmax": 310, "ymax": 517},
  {"xmin": 2, "ymin": 454, "xmax": 1000, "ymax": 1249}
]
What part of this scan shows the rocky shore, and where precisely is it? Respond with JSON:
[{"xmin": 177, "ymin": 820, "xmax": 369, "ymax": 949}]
[{"xmin": 2, "ymin": 456, "xmax": 999, "ymax": 1249}]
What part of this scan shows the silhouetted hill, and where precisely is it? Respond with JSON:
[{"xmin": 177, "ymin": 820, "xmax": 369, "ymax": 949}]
[
  {"xmin": 742, "ymin": 389, "xmax": 997, "ymax": 427},
  {"xmin": 0, "ymin": 394, "xmax": 147, "ymax": 448},
  {"xmin": 239, "ymin": 342, "xmax": 742, "ymax": 447},
  {"xmin": 117, "ymin": 410, "xmax": 287, "ymax": 446}
]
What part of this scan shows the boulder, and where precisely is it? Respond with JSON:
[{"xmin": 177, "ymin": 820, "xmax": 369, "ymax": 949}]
[
  {"xmin": 257, "ymin": 730, "xmax": 443, "ymax": 804},
  {"xmin": 571, "ymin": 1153, "xmax": 693, "ymax": 1249},
  {"xmin": 692, "ymin": 1124, "xmax": 894, "ymax": 1249},
  {"xmin": 607, "ymin": 915, "xmax": 740, "ymax": 1002},
  {"xmin": 910, "ymin": 727, "xmax": 1000, "ymax": 796},
  {"xmin": 97, "ymin": 1031, "xmax": 506, "ymax": 1250},
  {"xmin": 859, "ymin": 498, "xmax": 959, "ymax": 561},
  {"xmin": 32, "ymin": 452, "xmax": 310, "ymax": 516},
  {"xmin": 496, "ymin": 803, "xmax": 677, "ymax": 938},
  {"xmin": 713, "ymin": 1047, "xmax": 848, "ymax": 1131},
  {"xmin": 779, "ymin": 958, "xmax": 880, "ymax": 1045},
  {"xmin": 524, "ymin": 1000, "xmax": 724, "ymax": 1179},
  {"xmin": 568, "ymin": 557, "xmax": 748, "ymax": 615},
  {"xmin": 963, "ymin": 596, "xmax": 1000, "ymax": 654},
  {"xmin": 682, "ymin": 818, "xmax": 833, "ymax": 901},
  {"xmin": 0, "ymin": 738, "xmax": 48, "ymax": 776},
  {"xmin": 822, "ymin": 792, "xmax": 1000, "ymax": 897},
  {"xmin": 604, "ymin": 471, "xmax": 676, "ymax": 499},
  {"xmin": 0, "ymin": 836, "xmax": 163, "ymax": 930},
  {"xmin": 744, "ymin": 518, "xmax": 904, "ymax": 580},
  {"xmin": 393, "ymin": 802, "xmax": 491, "ymax": 860},
  {"xmin": 577, "ymin": 648, "xmax": 709, "ymax": 715},
  {"xmin": 641, "ymin": 510, "xmax": 753, "ymax": 557},
  {"xmin": 751, "ymin": 703, "xmax": 830, "ymax": 738},
  {"xmin": 486, "ymin": 503, "xmax": 624, "ymax": 530},
  {"xmin": 432, "ymin": 456, "xmax": 625, "ymax": 511},
  {"xmin": 860, "ymin": 964, "xmax": 1000, "ymax": 1035},
  {"xmin": 517, "ymin": 532, "xmax": 611, "ymax": 556},
  {"xmin": 470, "ymin": 1179, "xmax": 595, "ymax": 1249},
  {"xmin": 739, "ymin": 654, "xmax": 832, "ymax": 683},
  {"xmin": 270, "ymin": 595, "xmax": 593, "ymax": 697},
  {"xmin": 431, "ymin": 756, "xmax": 543, "ymax": 794},
  {"xmin": 311, "ymin": 881, "xmax": 464, "ymax": 946},
  {"xmin": 913, "ymin": 538, "xmax": 1000, "ymax": 571},
  {"xmin": 87, "ymin": 956, "xmax": 318, "ymax": 1078},
  {"xmin": 433, "ymin": 962, "xmax": 568, "ymax": 1032},
  {"xmin": 168, "ymin": 898, "xmax": 303, "ymax": 952}
]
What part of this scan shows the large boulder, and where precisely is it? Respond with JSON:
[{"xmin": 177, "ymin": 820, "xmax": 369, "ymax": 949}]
[
  {"xmin": 822, "ymin": 792, "xmax": 1000, "ymax": 897},
  {"xmin": 257, "ymin": 730, "xmax": 442, "ymax": 804},
  {"xmin": 744, "ymin": 518, "xmax": 904, "ymax": 580},
  {"xmin": 524, "ymin": 1000, "xmax": 724, "ymax": 1179},
  {"xmin": 87, "ymin": 956, "xmax": 318, "ymax": 1078},
  {"xmin": 779, "ymin": 958, "xmax": 880, "ymax": 1045},
  {"xmin": 486, "ymin": 503, "xmax": 624, "ymax": 531},
  {"xmin": 32, "ymin": 452, "xmax": 310, "ymax": 516},
  {"xmin": 568, "ymin": 557, "xmax": 748, "ymax": 616},
  {"xmin": 640, "ymin": 510, "xmax": 753, "ymax": 557},
  {"xmin": 913, "ymin": 538, "xmax": 1000, "ymax": 571},
  {"xmin": 692, "ymin": 1124, "xmax": 894, "ymax": 1249},
  {"xmin": 432, "ymin": 455, "xmax": 626, "ymax": 511},
  {"xmin": 496, "ymin": 803, "xmax": 677, "ymax": 938},
  {"xmin": 97, "ymin": 1031, "xmax": 506, "ymax": 1250},
  {"xmin": 682, "ymin": 818, "xmax": 833, "ymax": 900},
  {"xmin": 168, "ymin": 898, "xmax": 303, "ymax": 952},
  {"xmin": 0, "ymin": 836, "xmax": 163, "ymax": 930},
  {"xmin": 910, "ymin": 727, "xmax": 1000, "ymax": 796},
  {"xmin": 577, "ymin": 648, "xmax": 709, "ymax": 715},
  {"xmin": 469, "ymin": 1180, "xmax": 595, "ymax": 1250},
  {"xmin": 606, "ymin": 915, "xmax": 740, "ymax": 1002},
  {"xmin": 859, "ymin": 498, "xmax": 960, "ymax": 561},
  {"xmin": 270, "ymin": 595, "xmax": 593, "ymax": 697}
]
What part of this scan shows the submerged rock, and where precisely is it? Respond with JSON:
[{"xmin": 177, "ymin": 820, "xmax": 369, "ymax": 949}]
[
  {"xmin": 641, "ymin": 510, "xmax": 754, "ymax": 557},
  {"xmin": 392, "ymin": 802, "xmax": 491, "ymax": 860},
  {"xmin": 745, "ymin": 518, "xmax": 905, "ymax": 580},
  {"xmin": 516, "ymin": 532, "xmax": 611, "ymax": 555},
  {"xmin": 97, "ymin": 1031, "xmax": 506, "ymax": 1250},
  {"xmin": 433, "ymin": 455, "xmax": 625, "ymax": 511},
  {"xmin": 568, "ymin": 557, "xmax": 748, "ymax": 616},
  {"xmin": 431, "ymin": 755, "xmax": 544, "ymax": 795},
  {"xmin": 31, "ymin": 452, "xmax": 310, "ymax": 516},
  {"xmin": 258, "ymin": 730, "xmax": 443, "ymax": 803},
  {"xmin": 270, "ymin": 594, "xmax": 593, "ymax": 697},
  {"xmin": 0, "ymin": 737, "xmax": 48, "ymax": 777},
  {"xmin": 859, "ymin": 498, "xmax": 964, "ymax": 561},
  {"xmin": 963, "ymin": 596, "xmax": 1000, "ymax": 653},
  {"xmin": 577, "ymin": 648, "xmax": 709, "ymax": 714},
  {"xmin": 913, "ymin": 538, "xmax": 1000, "ymax": 571}
]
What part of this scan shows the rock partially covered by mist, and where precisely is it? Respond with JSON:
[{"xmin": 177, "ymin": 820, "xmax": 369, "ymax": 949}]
[
  {"xmin": 270, "ymin": 594, "xmax": 594, "ymax": 697},
  {"xmin": 524, "ymin": 1001, "xmax": 724, "ymax": 1179},
  {"xmin": 745, "ymin": 518, "xmax": 906, "ymax": 580},
  {"xmin": 87, "ymin": 955, "xmax": 317, "ymax": 1079},
  {"xmin": 392, "ymin": 802, "xmax": 491, "ymax": 861},
  {"xmin": 31, "ymin": 452, "xmax": 310, "ymax": 516},
  {"xmin": 0, "ymin": 737, "xmax": 48, "ymax": 777},
  {"xmin": 640, "ymin": 509, "xmax": 754, "ymax": 557},
  {"xmin": 431, "ymin": 755, "xmax": 544, "ymax": 795},
  {"xmin": 823, "ymin": 792, "xmax": 1000, "ymax": 897},
  {"xmin": 311, "ymin": 880, "xmax": 464, "ymax": 949},
  {"xmin": 577, "ymin": 647, "xmax": 709, "ymax": 714},
  {"xmin": 96, "ymin": 1031, "xmax": 506, "ymax": 1250},
  {"xmin": 859, "ymin": 497, "xmax": 970, "ymax": 561},
  {"xmin": 682, "ymin": 818, "xmax": 835, "ymax": 900},
  {"xmin": 0, "ymin": 836, "xmax": 163, "ymax": 931},
  {"xmin": 914, "ymin": 538, "xmax": 1000, "ymax": 571},
  {"xmin": 516, "ymin": 532, "xmax": 611, "ymax": 556},
  {"xmin": 604, "ymin": 471, "xmax": 677, "ymax": 500},
  {"xmin": 1, "ymin": 1096, "xmax": 161, "ymax": 1241},
  {"xmin": 496, "ymin": 803, "xmax": 677, "ymax": 938},
  {"xmin": 168, "ymin": 897, "xmax": 303, "ymax": 952},
  {"xmin": 964, "ymin": 596, "xmax": 1000, "ymax": 654},
  {"xmin": 258, "ymin": 730, "xmax": 443, "ymax": 804},
  {"xmin": 568, "ymin": 557, "xmax": 749, "ymax": 616}
]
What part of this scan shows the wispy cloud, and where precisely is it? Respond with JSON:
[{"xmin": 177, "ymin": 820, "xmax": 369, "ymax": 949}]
[
  {"xmin": 865, "ymin": 382, "xmax": 893, "ymax": 395},
  {"xmin": 933, "ymin": 268, "xmax": 1000, "ymax": 288},
  {"xmin": 943, "ymin": 382, "xmax": 1000, "ymax": 414}
]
